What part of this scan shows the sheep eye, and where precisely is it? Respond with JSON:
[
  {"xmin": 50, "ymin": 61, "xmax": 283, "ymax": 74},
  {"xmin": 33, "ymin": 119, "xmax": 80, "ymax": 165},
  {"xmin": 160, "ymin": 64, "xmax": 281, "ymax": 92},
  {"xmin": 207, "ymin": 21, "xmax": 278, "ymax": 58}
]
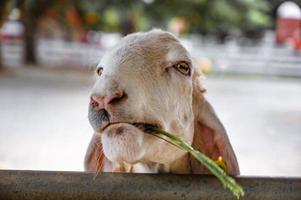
[
  {"xmin": 96, "ymin": 67, "xmax": 103, "ymax": 76},
  {"xmin": 173, "ymin": 62, "xmax": 190, "ymax": 76}
]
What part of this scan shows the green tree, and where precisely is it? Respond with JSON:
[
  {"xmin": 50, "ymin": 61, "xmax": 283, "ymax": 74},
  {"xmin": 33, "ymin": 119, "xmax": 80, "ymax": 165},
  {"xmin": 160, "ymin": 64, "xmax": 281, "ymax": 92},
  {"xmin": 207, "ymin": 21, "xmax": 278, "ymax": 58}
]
[
  {"xmin": 0, "ymin": 0, "xmax": 9, "ymax": 69},
  {"xmin": 17, "ymin": 0, "xmax": 57, "ymax": 65},
  {"xmin": 144, "ymin": 0, "xmax": 272, "ymax": 38}
]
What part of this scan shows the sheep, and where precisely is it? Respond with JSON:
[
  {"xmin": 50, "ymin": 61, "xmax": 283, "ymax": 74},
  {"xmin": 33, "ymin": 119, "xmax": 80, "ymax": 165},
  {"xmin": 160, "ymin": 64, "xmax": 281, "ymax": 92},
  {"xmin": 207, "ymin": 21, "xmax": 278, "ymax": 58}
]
[{"xmin": 85, "ymin": 30, "xmax": 239, "ymax": 175}]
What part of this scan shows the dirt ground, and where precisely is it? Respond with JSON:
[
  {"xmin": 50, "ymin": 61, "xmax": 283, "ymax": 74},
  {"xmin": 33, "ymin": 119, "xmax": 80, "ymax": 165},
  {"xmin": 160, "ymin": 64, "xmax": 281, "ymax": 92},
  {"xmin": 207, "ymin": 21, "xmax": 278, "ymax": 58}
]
[{"xmin": 0, "ymin": 67, "xmax": 300, "ymax": 176}]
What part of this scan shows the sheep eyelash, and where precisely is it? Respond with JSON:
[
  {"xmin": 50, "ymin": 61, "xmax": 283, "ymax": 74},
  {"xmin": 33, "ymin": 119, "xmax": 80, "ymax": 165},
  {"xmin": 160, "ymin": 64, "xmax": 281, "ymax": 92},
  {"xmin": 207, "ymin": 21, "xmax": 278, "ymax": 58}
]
[
  {"xmin": 200, "ymin": 88, "xmax": 207, "ymax": 93},
  {"xmin": 168, "ymin": 61, "xmax": 192, "ymax": 76}
]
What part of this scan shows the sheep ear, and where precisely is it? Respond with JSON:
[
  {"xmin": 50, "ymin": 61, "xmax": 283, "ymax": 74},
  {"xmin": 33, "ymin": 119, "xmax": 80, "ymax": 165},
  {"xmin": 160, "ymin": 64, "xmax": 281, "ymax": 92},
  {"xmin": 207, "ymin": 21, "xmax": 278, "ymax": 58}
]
[
  {"xmin": 84, "ymin": 133, "xmax": 112, "ymax": 172},
  {"xmin": 190, "ymin": 77, "xmax": 240, "ymax": 175}
]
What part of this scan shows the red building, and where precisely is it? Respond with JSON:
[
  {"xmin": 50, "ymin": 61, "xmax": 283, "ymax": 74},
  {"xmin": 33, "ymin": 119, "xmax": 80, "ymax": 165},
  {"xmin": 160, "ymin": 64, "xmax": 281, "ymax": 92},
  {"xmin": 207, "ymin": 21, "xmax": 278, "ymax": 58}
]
[{"xmin": 276, "ymin": 1, "xmax": 301, "ymax": 50}]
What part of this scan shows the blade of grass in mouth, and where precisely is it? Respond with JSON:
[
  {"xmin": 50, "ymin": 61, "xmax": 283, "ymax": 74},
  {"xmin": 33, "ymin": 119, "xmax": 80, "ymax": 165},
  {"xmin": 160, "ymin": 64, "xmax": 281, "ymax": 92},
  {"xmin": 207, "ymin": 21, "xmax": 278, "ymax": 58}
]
[{"xmin": 144, "ymin": 124, "xmax": 245, "ymax": 199}]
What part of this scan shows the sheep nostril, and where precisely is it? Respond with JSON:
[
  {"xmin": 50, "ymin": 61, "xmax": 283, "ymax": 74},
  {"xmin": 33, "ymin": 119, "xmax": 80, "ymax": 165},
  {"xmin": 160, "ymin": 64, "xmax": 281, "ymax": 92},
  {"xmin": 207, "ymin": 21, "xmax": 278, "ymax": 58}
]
[
  {"xmin": 90, "ymin": 97, "xmax": 99, "ymax": 108},
  {"xmin": 108, "ymin": 91, "xmax": 127, "ymax": 105},
  {"xmin": 90, "ymin": 89, "xmax": 126, "ymax": 110}
]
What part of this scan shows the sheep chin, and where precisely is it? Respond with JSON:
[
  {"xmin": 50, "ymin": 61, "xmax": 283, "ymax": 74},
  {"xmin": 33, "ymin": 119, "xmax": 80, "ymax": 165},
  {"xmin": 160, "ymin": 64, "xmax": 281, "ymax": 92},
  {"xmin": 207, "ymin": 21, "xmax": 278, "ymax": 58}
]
[{"xmin": 101, "ymin": 123, "xmax": 146, "ymax": 164}]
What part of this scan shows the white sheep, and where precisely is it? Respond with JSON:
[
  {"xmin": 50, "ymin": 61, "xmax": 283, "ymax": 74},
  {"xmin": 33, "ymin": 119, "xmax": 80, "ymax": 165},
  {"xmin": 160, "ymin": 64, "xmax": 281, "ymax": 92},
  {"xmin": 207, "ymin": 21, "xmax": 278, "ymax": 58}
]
[{"xmin": 85, "ymin": 29, "xmax": 239, "ymax": 175}]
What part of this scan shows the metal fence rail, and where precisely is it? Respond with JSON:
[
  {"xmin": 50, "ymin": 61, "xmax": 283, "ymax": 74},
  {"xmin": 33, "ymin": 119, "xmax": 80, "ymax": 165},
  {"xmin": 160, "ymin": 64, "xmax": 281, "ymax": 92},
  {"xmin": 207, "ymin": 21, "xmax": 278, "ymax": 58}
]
[{"xmin": 0, "ymin": 170, "xmax": 300, "ymax": 200}]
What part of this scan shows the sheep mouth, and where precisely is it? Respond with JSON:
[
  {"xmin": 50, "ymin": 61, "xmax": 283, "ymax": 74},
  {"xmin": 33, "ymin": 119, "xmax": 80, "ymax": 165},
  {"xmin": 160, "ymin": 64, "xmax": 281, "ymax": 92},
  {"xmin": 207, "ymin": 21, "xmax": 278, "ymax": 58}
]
[
  {"xmin": 102, "ymin": 122, "xmax": 162, "ymax": 132},
  {"xmin": 132, "ymin": 123, "xmax": 161, "ymax": 132}
]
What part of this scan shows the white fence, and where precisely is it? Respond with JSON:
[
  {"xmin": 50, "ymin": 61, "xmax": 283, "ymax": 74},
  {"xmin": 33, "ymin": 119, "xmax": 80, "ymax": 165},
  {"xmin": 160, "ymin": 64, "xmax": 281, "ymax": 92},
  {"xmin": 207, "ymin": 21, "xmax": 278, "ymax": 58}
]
[
  {"xmin": 1, "ymin": 36, "xmax": 301, "ymax": 76},
  {"xmin": 1, "ymin": 39, "xmax": 105, "ymax": 69},
  {"xmin": 182, "ymin": 34, "xmax": 301, "ymax": 77}
]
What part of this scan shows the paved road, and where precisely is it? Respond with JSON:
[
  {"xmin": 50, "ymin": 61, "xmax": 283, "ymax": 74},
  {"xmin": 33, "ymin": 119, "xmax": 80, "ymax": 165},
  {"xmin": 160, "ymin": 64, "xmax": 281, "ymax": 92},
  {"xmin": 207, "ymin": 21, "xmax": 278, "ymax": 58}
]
[{"xmin": 0, "ymin": 68, "xmax": 300, "ymax": 176}]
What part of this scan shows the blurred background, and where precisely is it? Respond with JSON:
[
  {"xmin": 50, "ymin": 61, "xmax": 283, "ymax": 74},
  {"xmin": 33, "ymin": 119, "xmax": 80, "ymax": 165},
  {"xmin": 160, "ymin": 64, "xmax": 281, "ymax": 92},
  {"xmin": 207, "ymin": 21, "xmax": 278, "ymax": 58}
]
[{"xmin": 0, "ymin": 0, "xmax": 300, "ymax": 176}]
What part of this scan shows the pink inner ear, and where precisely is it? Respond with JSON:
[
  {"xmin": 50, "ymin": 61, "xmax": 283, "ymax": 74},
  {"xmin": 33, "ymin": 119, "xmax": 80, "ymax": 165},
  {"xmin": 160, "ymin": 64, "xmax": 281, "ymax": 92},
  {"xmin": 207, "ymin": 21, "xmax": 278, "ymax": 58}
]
[
  {"xmin": 196, "ymin": 122, "xmax": 220, "ymax": 160},
  {"xmin": 193, "ymin": 122, "xmax": 240, "ymax": 175}
]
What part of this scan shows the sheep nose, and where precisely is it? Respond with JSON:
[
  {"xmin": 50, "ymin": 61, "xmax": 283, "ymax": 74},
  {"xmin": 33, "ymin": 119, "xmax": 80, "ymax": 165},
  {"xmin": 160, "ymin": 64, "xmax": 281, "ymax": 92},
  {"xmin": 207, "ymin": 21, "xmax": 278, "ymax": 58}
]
[{"xmin": 90, "ymin": 90, "xmax": 126, "ymax": 110}]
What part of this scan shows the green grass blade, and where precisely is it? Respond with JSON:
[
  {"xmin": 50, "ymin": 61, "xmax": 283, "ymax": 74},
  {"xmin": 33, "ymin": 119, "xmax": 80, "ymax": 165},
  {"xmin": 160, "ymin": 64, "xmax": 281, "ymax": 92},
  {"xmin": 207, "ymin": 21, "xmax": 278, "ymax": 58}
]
[{"xmin": 145, "ymin": 125, "xmax": 244, "ymax": 199}]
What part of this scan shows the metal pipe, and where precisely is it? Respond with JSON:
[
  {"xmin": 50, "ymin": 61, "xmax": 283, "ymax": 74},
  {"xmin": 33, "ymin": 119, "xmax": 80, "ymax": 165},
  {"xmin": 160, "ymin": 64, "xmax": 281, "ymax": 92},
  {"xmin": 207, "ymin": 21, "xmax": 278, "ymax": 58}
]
[{"xmin": 0, "ymin": 170, "xmax": 300, "ymax": 200}]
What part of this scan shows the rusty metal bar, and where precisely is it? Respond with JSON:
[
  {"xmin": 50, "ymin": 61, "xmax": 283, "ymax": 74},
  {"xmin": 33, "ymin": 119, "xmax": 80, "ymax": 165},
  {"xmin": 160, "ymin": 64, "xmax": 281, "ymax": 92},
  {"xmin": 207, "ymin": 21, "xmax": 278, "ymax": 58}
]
[{"xmin": 0, "ymin": 170, "xmax": 300, "ymax": 200}]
